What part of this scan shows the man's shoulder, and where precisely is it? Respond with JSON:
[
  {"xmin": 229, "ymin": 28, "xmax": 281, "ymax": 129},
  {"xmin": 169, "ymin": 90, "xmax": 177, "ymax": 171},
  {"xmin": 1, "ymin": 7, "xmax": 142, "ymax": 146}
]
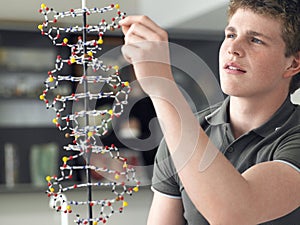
[{"xmin": 284, "ymin": 102, "xmax": 300, "ymax": 127}]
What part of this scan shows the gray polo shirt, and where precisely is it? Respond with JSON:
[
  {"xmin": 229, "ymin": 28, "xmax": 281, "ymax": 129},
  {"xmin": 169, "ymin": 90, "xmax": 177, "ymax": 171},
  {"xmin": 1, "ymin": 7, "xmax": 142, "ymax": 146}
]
[{"xmin": 152, "ymin": 97, "xmax": 300, "ymax": 225}]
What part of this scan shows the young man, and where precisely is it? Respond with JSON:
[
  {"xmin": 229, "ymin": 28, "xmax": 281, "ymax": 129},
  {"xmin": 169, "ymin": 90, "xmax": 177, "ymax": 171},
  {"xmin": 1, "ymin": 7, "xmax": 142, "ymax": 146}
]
[{"xmin": 119, "ymin": 0, "xmax": 300, "ymax": 224}]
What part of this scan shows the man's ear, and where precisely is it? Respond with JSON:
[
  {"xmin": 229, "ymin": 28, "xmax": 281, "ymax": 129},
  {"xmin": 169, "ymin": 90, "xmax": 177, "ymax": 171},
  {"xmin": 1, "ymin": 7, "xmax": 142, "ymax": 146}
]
[{"xmin": 284, "ymin": 51, "xmax": 300, "ymax": 78}]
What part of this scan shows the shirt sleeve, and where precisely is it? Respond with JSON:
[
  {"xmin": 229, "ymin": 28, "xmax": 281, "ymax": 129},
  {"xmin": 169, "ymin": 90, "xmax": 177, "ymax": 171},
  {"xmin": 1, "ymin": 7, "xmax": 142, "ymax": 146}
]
[
  {"xmin": 273, "ymin": 128, "xmax": 300, "ymax": 169},
  {"xmin": 151, "ymin": 139, "xmax": 182, "ymax": 197}
]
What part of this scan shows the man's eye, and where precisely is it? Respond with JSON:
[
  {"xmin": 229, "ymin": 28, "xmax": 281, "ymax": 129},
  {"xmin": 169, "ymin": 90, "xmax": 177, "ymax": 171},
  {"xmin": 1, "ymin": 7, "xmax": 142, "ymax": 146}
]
[
  {"xmin": 226, "ymin": 34, "xmax": 235, "ymax": 39},
  {"xmin": 251, "ymin": 37, "xmax": 263, "ymax": 44}
]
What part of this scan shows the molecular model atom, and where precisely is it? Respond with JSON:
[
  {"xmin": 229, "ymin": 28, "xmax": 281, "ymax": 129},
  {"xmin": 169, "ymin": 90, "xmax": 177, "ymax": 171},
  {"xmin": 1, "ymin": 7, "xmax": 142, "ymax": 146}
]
[{"xmin": 38, "ymin": 2, "xmax": 140, "ymax": 224}]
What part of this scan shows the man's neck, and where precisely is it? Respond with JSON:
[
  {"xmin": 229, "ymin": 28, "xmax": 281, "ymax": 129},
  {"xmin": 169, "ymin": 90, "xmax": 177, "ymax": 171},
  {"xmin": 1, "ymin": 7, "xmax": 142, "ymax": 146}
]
[{"xmin": 228, "ymin": 94, "xmax": 288, "ymax": 139}]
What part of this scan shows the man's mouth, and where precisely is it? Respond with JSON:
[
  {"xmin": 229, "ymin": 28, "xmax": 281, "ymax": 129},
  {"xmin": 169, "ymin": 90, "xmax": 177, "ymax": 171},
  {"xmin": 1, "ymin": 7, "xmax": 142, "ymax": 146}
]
[
  {"xmin": 224, "ymin": 63, "xmax": 247, "ymax": 73},
  {"xmin": 227, "ymin": 65, "xmax": 246, "ymax": 72}
]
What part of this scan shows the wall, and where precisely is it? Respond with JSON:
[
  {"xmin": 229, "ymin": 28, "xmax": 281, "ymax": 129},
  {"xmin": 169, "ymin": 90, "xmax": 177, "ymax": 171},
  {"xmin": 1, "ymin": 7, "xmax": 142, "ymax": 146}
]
[{"xmin": 291, "ymin": 89, "xmax": 300, "ymax": 105}]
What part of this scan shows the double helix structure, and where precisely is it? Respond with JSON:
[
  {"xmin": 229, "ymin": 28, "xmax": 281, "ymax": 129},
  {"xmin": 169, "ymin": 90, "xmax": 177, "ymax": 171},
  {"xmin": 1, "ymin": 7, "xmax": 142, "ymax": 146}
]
[{"xmin": 38, "ymin": 2, "xmax": 140, "ymax": 224}]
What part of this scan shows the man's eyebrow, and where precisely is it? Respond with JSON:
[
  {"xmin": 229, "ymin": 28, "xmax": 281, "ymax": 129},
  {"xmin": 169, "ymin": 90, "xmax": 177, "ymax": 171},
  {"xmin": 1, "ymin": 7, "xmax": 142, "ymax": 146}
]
[
  {"xmin": 225, "ymin": 26, "xmax": 272, "ymax": 40},
  {"xmin": 246, "ymin": 30, "xmax": 272, "ymax": 40},
  {"xmin": 225, "ymin": 26, "xmax": 236, "ymax": 32}
]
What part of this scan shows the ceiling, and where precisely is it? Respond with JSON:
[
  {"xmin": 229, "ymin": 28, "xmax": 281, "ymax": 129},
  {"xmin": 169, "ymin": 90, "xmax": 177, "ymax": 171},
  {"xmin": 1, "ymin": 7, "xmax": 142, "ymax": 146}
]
[{"xmin": 0, "ymin": 0, "xmax": 229, "ymax": 33}]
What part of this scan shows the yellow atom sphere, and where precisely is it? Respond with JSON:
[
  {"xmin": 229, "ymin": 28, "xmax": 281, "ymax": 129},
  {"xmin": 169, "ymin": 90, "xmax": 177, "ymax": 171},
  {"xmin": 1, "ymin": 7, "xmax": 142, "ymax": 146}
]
[
  {"xmin": 113, "ymin": 65, "xmax": 119, "ymax": 70},
  {"xmin": 123, "ymin": 201, "xmax": 128, "ymax": 207},
  {"xmin": 123, "ymin": 81, "xmax": 129, "ymax": 87},
  {"xmin": 50, "ymin": 187, "xmax": 55, "ymax": 193},
  {"xmin": 46, "ymin": 176, "xmax": 51, "ymax": 182},
  {"xmin": 88, "ymin": 131, "xmax": 94, "ymax": 137},
  {"xmin": 39, "ymin": 95, "xmax": 45, "ymax": 101},
  {"xmin": 97, "ymin": 38, "xmax": 104, "ymax": 45},
  {"xmin": 70, "ymin": 57, "xmax": 76, "ymax": 64},
  {"xmin": 133, "ymin": 186, "xmax": 139, "ymax": 192},
  {"xmin": 38, "ymin": 24, "xmax": 43, "ymax": 31},
  {"xmin": 115, "ymin": 174, "xmax": 120, "ymax": 180},
  {"xmin": 63, "ymin": 38, "xmax": 69, "ymax": 44},
  {"xmin": 62, "ymin": 156, "xmax": 69, "ymax": 163},
  {"xmin": 66, "ymin": 205, "xmax": 72, "ymax": 211},
  {"xmin": 48, "ymin": 76, "xmax": 54, "ymax": 83},
  {"xmin": 93, "ymin": 222, "xmax": 98, "ymax": 225},
  {"xmin": 41, "ymin": 3, "xmax": 47, "ymax": 9},
  {"xmin": 52, "ymin": 118, "xmax": 58, "ymax": 124},
  {"xmin": 108, "ymin": 109, "xmax": 114, "ymax": 115},
  {"xmin": 115, "ymin": 4, "xmax": 120, "ymax": 9},
  {"xmin": 88, "ymin": 51, "xmax": 93, "ymax": 57}
]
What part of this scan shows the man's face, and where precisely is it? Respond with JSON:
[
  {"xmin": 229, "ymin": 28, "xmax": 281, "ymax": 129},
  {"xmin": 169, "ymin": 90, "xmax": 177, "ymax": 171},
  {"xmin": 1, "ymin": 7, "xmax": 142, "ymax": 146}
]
[{"xmin": 219, "ymin": 8, "xmax": 293, "ymax": 99}]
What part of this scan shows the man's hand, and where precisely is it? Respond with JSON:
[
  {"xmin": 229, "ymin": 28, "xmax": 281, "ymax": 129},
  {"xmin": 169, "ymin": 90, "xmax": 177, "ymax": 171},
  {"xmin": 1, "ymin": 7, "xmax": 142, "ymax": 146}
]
[{"xmin": 119, "ymin": 16, "xmax": 174, "ymax": 95}]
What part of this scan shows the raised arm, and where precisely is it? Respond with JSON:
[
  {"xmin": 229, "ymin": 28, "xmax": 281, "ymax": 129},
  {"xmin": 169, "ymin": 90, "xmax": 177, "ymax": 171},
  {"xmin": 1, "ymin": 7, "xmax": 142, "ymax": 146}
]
[{"xmin": 120, "ymin": 15, "xmax": 300, "ymax": 225}]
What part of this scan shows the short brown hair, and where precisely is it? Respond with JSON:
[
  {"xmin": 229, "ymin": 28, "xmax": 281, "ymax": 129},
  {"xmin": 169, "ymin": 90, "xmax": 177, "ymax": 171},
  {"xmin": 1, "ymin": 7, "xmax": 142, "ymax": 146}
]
[{"xmin": 227, "ymin": 0, "xmax": 300, "ymax": 94}]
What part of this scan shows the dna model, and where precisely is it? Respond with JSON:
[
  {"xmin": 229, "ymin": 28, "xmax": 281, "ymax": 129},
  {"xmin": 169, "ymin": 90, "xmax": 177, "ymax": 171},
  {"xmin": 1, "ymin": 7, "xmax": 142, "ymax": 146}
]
[{"xmin": 38, "ymin": 1, "xmax": 140, "ymax": 224}]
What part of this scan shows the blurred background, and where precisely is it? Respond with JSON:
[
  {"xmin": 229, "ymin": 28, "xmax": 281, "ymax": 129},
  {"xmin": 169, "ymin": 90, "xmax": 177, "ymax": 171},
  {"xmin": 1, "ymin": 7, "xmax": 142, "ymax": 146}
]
[{"xmin": 0, "ymin": 0, "xmax": 299, "ymax": 225}]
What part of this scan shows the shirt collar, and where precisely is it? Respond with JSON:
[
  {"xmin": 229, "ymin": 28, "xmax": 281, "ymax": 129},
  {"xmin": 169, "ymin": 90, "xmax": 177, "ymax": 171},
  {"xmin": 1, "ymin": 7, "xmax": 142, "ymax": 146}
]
[
  {"xmin": 205, "ymin": 96, "xmax": 296, "ymax": 137},
  {"xmin": 253, "ymin": 97, "xmax": 296, "ymax": 137},
  {"xmin": 205, "ymin": 97, "xmax": 230, "ymax": 126}
]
